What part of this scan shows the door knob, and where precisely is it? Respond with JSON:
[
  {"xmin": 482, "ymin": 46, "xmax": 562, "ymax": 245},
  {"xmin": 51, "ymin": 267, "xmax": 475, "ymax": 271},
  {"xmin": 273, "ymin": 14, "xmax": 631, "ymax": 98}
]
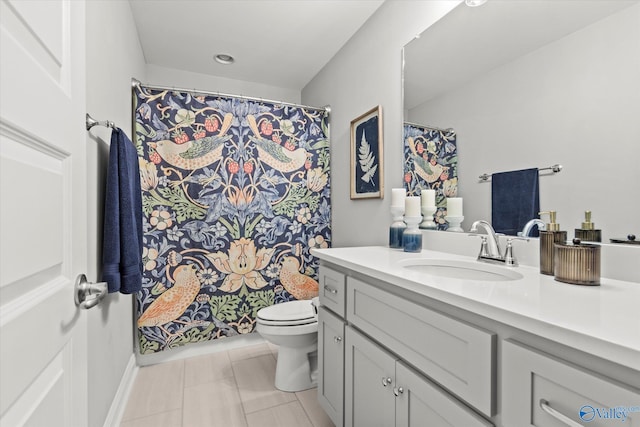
[
  {"xmin": 74, "ymin": 274, "xmax": 107, "ymax": 309},
  {"xmin": 382, "ymin": 377, "xmax": 392, "ymax": 387},
  {"xmin": 393, "ymin": 386, "xmax": 404, "ymax": 396}
]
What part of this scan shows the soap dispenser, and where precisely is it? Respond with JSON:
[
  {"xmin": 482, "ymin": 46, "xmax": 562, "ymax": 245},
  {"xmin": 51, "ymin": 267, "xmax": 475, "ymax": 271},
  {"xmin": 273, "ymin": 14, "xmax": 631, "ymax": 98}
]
[
  {"xmin": 539, "ymin": 211, "xmax": 567, "ymax": 275},
  {"xmin": 574, "ymin": 211, "xmax": 601, "ymax": 242}
]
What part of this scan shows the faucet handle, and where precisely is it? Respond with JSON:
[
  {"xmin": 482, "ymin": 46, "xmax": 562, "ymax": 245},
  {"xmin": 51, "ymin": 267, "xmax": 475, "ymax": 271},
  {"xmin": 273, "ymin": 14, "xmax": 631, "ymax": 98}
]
[
  {"xmin": 478, "ymin": 236, "xmax": 490, "ymax": 258},
  {"xmin": 504, "ymin": 237, "xmax": 529, "ymax": 266}
]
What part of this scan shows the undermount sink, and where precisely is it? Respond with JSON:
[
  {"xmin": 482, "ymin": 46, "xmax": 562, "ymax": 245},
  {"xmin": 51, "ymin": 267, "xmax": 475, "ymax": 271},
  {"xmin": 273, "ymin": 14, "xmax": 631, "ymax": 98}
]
[{"xmin": 398, "ymin": 258, "xmax": 523, "ymax": 282}]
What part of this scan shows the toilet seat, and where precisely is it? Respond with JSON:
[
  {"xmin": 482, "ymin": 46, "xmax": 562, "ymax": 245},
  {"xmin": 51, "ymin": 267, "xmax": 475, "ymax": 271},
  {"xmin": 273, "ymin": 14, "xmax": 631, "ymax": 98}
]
[{"xmin": 257, "ymin": 300, "xmax": 317, "ymax": 326}]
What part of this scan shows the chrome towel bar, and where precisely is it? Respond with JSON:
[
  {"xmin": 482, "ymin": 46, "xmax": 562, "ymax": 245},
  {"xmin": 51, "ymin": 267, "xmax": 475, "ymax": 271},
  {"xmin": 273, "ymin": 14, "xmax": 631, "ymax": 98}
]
[{"xmin": 479, "ymin": 164, "xmax": 562, "ymax": 181}]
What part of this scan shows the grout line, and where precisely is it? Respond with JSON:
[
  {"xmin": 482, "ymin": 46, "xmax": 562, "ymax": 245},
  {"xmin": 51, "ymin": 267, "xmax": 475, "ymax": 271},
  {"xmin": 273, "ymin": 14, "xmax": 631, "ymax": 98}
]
[
  {"xmin": 228, "ymin": 350, "xmax": 251, "ymax": 427},
  {"xmin": 120, "ymin": 407, "xmax": 182, "ymax": 425},
  {"xmin": 296, "ymin": 392, "xmax": 319, "ymax": 427}
]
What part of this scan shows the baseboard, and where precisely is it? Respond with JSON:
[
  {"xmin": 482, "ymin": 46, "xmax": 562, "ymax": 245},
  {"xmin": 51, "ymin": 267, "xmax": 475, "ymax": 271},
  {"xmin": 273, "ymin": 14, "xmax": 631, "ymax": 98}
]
[
  {"xmin": 102, "ymin": 354, "xmax": 138, "ymax": 427},
  {"xmin": 135, "ymin": 332, "xmax": 265, "ymax": 367}
]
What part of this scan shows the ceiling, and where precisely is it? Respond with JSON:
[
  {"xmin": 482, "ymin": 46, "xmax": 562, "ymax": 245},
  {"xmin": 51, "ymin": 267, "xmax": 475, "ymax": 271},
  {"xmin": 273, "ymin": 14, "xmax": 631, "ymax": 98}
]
[{"xmin": 128, "ymin": 0, "xmax": 385, "ymax": 92}]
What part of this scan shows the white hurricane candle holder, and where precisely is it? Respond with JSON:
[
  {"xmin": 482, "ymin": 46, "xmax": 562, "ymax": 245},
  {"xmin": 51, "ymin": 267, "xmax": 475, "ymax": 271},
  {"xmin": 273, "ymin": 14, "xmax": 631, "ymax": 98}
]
[
  {"xmin": 445, "ymin": 215, "xmax": 464, "ymax": 232},
  {"xmin": 419, "ymin": 206, "xmax": 437, "ymax": 230}
]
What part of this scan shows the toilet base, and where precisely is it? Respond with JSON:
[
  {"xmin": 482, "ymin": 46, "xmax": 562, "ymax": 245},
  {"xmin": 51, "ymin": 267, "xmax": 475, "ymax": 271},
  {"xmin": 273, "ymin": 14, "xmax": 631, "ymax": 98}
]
[{"xmin": 274, "ymin": 344, "xmax": 318, "ymax": 392}]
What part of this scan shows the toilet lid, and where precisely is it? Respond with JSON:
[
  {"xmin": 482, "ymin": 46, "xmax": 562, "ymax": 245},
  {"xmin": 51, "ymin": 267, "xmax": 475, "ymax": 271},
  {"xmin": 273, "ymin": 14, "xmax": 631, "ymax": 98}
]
[{"xmin": 257, "ymin": 300, "xmax": 316, "ymax": 323}]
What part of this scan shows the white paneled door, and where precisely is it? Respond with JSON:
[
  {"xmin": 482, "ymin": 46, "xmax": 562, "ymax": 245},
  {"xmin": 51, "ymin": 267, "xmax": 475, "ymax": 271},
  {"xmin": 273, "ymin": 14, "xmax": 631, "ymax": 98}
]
[{"xmin": 0, "ymin": 0, "xmax": 88, "ymax": 426}]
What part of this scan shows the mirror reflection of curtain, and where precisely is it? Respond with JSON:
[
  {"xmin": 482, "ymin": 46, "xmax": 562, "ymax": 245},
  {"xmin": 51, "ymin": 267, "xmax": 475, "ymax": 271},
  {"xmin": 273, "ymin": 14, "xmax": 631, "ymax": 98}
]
[
  {"xmin": 403, "ymin": 123, "xmax": 457, "ymax": 230},
  {"xmin": 134, "ymin": 85, "xmax": 330, "ymax": 353}
]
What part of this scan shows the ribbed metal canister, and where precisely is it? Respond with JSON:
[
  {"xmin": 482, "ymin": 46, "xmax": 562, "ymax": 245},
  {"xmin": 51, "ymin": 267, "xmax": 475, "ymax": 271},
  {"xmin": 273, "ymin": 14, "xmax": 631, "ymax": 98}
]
[{"xmin": 553, "ymin": 243, "xmax": 601, "ymax": 286}]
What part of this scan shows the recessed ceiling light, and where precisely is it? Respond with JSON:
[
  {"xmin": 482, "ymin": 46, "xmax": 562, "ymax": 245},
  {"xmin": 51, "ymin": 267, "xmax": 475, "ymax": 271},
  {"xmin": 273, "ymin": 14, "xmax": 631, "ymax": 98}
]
[
  {"xmin": 465, "ymin": 0, "xmax": 487, "ymax": 6},
  {"xmin": 214, "ymin": 54, "xmax": 235, "ymax": 65}
]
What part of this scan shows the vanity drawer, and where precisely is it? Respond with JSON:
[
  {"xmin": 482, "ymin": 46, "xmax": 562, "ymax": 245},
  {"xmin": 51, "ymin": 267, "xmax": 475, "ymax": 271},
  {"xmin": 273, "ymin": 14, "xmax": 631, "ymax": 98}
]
[
  {"xmin": 319, "ymin": 266, "xmax": 346, "ymax": 317},
  {"xmin": 502, "ymin": 339, "xmax": 640, "ymax": 426},
  {"xmin": 346, "ymin": 277, "xmax": 495, "ymax": 416}
]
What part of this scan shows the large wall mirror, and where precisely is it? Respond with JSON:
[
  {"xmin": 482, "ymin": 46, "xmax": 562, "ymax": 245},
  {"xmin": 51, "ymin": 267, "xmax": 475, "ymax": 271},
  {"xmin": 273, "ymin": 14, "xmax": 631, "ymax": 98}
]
[{"xmin": 403, "ymin": 0, "xmax": 639, "ymax": 242}]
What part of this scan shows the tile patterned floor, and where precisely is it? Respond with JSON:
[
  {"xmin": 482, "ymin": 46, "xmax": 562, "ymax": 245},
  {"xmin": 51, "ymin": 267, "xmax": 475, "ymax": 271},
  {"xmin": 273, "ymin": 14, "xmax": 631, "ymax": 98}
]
[{"xmin": 120, "ymin": 343, "xmax": 335, "ymax": 427}]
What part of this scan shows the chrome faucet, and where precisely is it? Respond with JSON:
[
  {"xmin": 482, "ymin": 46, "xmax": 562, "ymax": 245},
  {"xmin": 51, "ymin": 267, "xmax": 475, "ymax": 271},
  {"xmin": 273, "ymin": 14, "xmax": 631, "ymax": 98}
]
[
  {"xmin": 469, "ymin": 220, "xmax": 528, "ymax": 266},
  {"xmin": 518, "ymin": 219, "xmax": 546, "ymax": 237},
  {"xmin": 469, "ymin": 220, "xmax": 502, "ymax": 258}
]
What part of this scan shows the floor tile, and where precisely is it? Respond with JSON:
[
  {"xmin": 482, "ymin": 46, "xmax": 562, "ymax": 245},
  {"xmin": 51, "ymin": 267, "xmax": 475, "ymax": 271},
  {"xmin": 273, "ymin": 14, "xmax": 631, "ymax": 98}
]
[
  {"xmin": 184, "ymin": 350, "xmax": 233, "ymax": 387},
  {"xmin": 232, "ymin": 354, "xmax": 297, "ymax": 413},
  {"xmin": 296, "ymin": 388, "xmax": 335, "ymax": 427},
  {"xmin": 245, "ymin": 401, "xmax": 313, "ymax": 427},
  {"xmin": 121, "ymin": 360, "xmax": 184, "ymax": 421},
  {"xmin": 120, "ymin": 409, "xmax": 182, "ymax": 427},
  {"xmin": 228, "ymin": 343, "xmax": 274, "ymax": 362},
  {"xmin": 183, "ymin": 377, "xmax": 247, "ymax": 427}
]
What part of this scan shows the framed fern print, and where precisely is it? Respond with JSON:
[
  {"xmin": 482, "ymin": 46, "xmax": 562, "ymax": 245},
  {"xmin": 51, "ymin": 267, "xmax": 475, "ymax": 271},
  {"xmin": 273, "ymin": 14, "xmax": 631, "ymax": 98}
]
[{"xmin": 350, "ymin": 105, "xmax": 383, "ymax": 199}]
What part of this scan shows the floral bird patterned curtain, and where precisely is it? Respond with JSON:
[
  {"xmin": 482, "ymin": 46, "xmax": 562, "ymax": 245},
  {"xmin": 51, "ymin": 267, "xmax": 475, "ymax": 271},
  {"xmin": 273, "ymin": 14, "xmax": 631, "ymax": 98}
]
[
  {"xmin": 403, "ymin": 123, "xmax": 457, "ymax": 230},
  {"xmin": 134, "ymin": 85, "xmax": 330, "ymax": 354}
]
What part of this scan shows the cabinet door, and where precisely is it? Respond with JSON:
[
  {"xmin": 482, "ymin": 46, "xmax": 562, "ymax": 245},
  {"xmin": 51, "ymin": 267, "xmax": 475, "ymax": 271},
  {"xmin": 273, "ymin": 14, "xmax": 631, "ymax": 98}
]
[
  {"xmin": 395, "ymin": 362, "xmax": 493, "ymax": 427},
  {"xmin": 347, "ymin": 277, "xmax": 495, "ymax": 416},
  {"xmin": 345, "ymin": 326, "xmax": 396, "ymax": 427},
  {"xmin": 502, "ymin": 339, "xmax": 640, "ymax": 426},
  {"xmin": 318, "ymin": 306, "xmax": 345, "ymax": 427}
]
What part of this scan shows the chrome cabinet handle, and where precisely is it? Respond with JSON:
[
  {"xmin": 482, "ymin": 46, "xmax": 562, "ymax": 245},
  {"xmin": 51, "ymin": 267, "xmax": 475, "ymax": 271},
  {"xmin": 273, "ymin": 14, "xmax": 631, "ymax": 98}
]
[
  {"xmin": 539, "ymin": 399, "xmax": 583, "ymax": 427},
  {"xmin": 334, "ymin": 336, "xmax": 342, "ymax": 343},
  {"xmin": 324, "ymin": 285, "xmax": 338, "ymax": 294},
  {"xmin": 393, "ymin": 386, "xmax": 404, "ymax": 396},
  {"xmin": 382, "ymin": 377, "xmax": 392, "ymax": 387},
  {"xmin": 74, "ymin": 274, "xmax": 107, "ymax": 310}
]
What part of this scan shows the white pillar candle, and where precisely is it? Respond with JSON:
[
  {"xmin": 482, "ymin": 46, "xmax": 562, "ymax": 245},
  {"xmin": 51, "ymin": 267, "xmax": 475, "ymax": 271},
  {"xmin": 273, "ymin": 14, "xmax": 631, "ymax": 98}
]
[
  {"xmin": 391, "ymin": 188, "xmax": 406, "ymax": 207},
  {"xmin": 405, "ymin": 196, "xmax": 421, "ymax": 217},
  {"xmin": 421, "ymin": 189, "xmax": 436, "ymax": 207},
  {"xmin": 447, "ymin": 197, "xmax": 463, "ymax": 217}
]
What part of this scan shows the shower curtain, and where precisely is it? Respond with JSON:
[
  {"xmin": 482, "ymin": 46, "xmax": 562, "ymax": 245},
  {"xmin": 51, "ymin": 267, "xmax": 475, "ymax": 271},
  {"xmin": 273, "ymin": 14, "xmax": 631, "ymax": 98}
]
[
  {"xmin": 403, "ymin": 123, "xmax": 457, "ymax": 230},
  {"xmin": 134, "ymin": 85, "xmax": 330, "ymax": 354}
]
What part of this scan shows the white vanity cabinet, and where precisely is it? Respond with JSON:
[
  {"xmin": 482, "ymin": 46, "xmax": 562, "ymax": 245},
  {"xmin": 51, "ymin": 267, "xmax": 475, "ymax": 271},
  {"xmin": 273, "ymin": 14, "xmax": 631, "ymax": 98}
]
[
  {"xmin": 346, "ymin": 276, "xmax": 495, "ymax": 417},
  {"xmin": 502, "ymin": 339, "xmax": 640, "ymax": 426},
  {"xmin": 318, "ymin": 265, "xmax": 495, "ymax": 427},
  {"xmin": 345, "ymin": 326, "xmax": 493, "ymax": 427},
  {"xmin": 314, "ymin": 247, "xmax": 640, "ymax": 427}
]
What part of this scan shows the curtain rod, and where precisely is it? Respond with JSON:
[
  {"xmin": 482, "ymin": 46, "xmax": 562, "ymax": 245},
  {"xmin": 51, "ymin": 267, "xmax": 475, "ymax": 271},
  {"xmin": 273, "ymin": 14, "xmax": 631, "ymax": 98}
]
[
  {"xmin": 404, "ymin": 121, "xmax": 455, "ymax": 135},
  {"xmin": 478, "ymin": 164, "xmax": 563, "ymax": 181},
  {"xmin": 131, "ymin": 78, "xmax": 330, "ymax": 113}
]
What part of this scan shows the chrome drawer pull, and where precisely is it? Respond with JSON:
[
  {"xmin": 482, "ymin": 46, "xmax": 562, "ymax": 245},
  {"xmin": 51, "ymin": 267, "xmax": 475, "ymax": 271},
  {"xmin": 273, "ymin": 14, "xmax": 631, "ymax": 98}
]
[
  {"xmin": 324, "ymin": 285, "xmax": 338, "ymax": 294},
  {"xmin": 334, "ymin": 336, "xmax": 342, "ymax": 343},
  {"xmin": 539, "ymin": 399, "xmax": 583, "ymax": 427},
  {"xmin": 382, "ymin": 377, "xmax": 392, "ymax": 387},
  {"xmin": 393, "ymin": 386, "xmax": 404, "ymax": 396}
]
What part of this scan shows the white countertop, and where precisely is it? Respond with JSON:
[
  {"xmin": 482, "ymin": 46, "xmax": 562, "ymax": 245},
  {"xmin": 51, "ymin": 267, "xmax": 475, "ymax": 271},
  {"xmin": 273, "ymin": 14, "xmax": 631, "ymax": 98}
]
[{"xmin": 313, "ymin": 246, "xmax": 640, "ymax": 371}]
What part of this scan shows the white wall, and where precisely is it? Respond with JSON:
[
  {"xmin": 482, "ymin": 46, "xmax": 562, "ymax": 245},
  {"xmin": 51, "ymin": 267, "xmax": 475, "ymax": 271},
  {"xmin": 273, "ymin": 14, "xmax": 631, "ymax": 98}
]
[
  {"xmin": 85, "ymin": 2, "xmax": 146, "ymax": 426},
  {"xmin": 408, "ymin": 4, "xmax": 640, "ymax": 242},
  {"xmin": 146, "ymin": 64, "xmax": 301, "ymax": 104},
  {"xmin": 302, "ymin": 1, "xmax": 460, "ymax": 248}
]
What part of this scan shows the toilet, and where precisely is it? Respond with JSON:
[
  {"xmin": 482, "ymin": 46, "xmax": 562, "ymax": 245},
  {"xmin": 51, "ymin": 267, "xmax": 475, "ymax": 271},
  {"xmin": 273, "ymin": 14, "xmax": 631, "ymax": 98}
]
[{"xmin": 256, "ymin": 297, "xmax": 319, "ymax": 392}]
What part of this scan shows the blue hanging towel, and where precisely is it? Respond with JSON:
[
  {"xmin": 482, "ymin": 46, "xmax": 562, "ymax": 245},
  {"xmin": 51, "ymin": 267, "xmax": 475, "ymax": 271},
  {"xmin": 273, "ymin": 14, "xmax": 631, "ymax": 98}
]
[
  {"xmin": 102, "ymin": 128, "xmax": 143, "ymax": 294},
  {"xmin": 491, "ymin": 168, "xmax": 540, "ymax": 237}
]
